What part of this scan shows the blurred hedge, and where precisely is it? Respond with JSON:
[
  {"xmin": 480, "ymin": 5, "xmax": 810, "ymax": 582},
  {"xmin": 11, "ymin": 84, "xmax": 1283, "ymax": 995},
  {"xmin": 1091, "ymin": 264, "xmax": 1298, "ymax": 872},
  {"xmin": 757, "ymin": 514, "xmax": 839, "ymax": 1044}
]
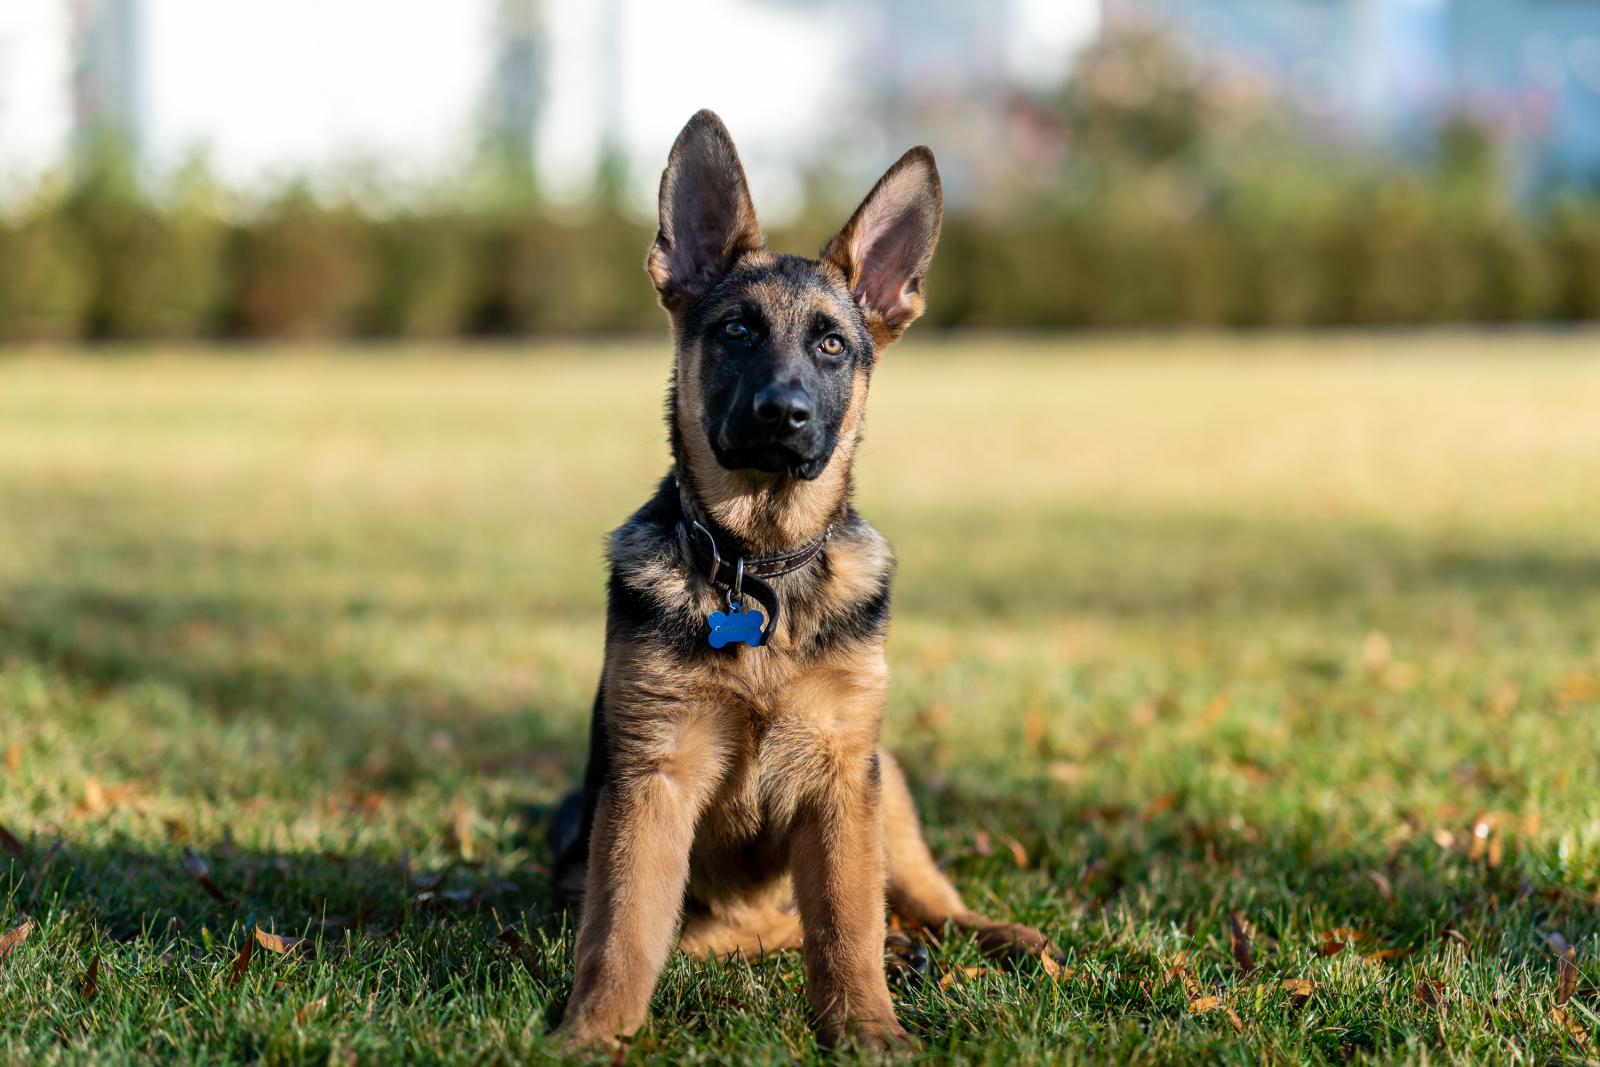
[
  {"xmin": 4, "ymin": 173, "xmax": 1597, "ymax": 344},
  {"xmin": 5, "ymin": 56, "xmax": 1600, "ymax": 344}
]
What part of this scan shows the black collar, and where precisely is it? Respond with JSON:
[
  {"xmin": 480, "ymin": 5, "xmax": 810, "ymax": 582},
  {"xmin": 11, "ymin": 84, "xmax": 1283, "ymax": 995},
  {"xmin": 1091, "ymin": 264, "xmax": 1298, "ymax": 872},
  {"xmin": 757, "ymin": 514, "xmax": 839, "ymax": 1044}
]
[{"xmin": 673, "ymin": 476, "xmax": 834, "ymax": 643}]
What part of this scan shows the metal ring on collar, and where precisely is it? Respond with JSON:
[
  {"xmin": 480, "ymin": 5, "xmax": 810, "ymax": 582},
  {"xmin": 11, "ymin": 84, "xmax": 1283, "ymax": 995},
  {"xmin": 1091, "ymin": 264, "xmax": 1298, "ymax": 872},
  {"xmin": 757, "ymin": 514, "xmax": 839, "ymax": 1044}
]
[{"xmin": 690, "ymin": 519, "xmax": 721, "ymax": 587}]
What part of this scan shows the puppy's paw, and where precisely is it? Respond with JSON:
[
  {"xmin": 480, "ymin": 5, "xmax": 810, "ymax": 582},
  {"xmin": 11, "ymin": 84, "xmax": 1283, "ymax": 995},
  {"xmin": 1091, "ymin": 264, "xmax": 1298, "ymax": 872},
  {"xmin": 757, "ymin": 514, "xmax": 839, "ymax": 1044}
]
[
  {"xmin": 818, "ymin": 1018, "xmax": 917, "ymax": 1056},
  {"xmin": 553, "ymin": 1024, "xmax": 623, "ymax": 1059},
  {"xmin": 971, "ymin": 920, "xmax": 1062, "ymax": 964}
]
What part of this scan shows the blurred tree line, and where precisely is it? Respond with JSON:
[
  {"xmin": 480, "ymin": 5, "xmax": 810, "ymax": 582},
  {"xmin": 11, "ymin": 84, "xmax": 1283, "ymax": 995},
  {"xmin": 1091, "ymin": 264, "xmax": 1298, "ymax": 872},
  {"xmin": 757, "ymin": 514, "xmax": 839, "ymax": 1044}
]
[{"xmin": 3, "ymin": 22, "xmax": 1600, "ymax": 343}]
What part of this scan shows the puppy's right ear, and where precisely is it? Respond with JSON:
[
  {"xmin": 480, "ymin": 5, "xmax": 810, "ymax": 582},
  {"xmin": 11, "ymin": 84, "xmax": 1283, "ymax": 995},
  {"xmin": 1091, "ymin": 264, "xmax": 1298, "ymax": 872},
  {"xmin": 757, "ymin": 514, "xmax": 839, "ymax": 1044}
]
[{"xmin": 647, "ymin": 110, "xmax": 764, "ymax": 312}]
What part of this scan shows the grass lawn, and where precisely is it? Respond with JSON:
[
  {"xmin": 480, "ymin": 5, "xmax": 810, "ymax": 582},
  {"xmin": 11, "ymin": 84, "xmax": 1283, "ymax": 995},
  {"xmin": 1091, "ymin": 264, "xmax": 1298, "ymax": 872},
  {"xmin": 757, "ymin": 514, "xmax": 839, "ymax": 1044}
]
[{"xmin": 2, "ymin": 334, "xmax": 1599, "ymax": 1064}]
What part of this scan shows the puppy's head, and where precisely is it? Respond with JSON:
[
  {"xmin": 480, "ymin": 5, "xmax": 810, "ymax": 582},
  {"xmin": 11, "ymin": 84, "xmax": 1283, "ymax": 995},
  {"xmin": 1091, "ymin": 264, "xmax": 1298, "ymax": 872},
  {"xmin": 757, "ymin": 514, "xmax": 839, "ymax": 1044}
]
[{"xmin": 650, "ymin": 110, "xmax": 941, "ymax": 486}]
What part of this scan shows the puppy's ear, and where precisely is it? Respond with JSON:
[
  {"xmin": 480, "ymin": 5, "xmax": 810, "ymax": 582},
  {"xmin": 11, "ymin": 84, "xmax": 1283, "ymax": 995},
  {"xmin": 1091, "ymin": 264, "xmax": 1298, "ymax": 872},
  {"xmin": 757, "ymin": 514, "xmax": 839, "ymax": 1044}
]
[
  {"xmin": 647, "ymin": 110, "xmax": 764, "ymax": 312},
  {"xmin": 821, "ymin": 147, "xmax": 942, "ymax": 348}
]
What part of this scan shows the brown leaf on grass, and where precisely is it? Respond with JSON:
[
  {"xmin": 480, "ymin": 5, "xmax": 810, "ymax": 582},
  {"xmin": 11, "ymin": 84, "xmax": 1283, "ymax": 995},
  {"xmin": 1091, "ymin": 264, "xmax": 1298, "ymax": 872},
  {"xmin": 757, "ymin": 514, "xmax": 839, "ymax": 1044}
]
[
  {"xmin": 4, "ymin": 744, "xmax": 19, "ymax": 772},
  {"xmin": 183, "ymin": 848, "xmax": 235, "ymax": 906},
  {"xmin": 446, "ymin": 801, "xmax": 474, "ymax": 863},
  {"xmin": 497, "ymin": 927, "xmax": 540, "ymax": 980},
  {"xmin": 1234, "ymin": 760, "xmax": 1274, "ymax": 785},
  {"xmin": 72, "ymin": 777, "xmax": 142, "ymax": 817},
  {"xmin": 1364, "ymin": 870, "xmax": 1394, "ymax": 904},
  {"xmin": 1197, "ymin": 690, "xmax": 1231, "ymax": 730},
  {"xmin": 997, "ymin": 833, "xmax": 1029, "ymax": 869},
  {"xmin": 0, "ymin": 822, "xmax": 24, "ymax": 860},
  {"xmin": 1441, "ymin": 929, "xmax": 1471, "ymax": 955},
  {"xmin": 1414, "ymin": 978, "xmax": 1446, "ymax": 1013},
  {"xmin": 1224, "ymin": 1006, "xmax": 1245, "ymax": 1034},
  {"xmin": 1188, "ymin": 994, "xmax": 1223, "ymax": 1014},
  {"xmin": 82, "ymin": 777, "xmax": 106, "ymax": 815},
  {"xmin": 0, "ymin": 919, "xmax": 35, "ymax": 965},
  {"xmin": 1552, "ymin": 937, "xmax": 1579, "ymax": 1005},
  {"xmin": 1139, "ymin": 791, "xmax": 1179, "ymax": 821},
  {"xmin": 1363, "ymin": 946, "xmax": 1413, "ymax": 963},
  {"xmin": 1280, "ymin": 978, "xmax": 1316, "ymax": 1007},
  {"xmin": 1047, "ymin": 761, "xmax": 1085, "ymax": 785},
  {"xmin": 1228, "ymin": 913, "xmax": 1255, "ymax": 976},
  {"xmin": 83, "ymin": 954, "xmax": 100, "ymax": 1001},
  {"xmin": 228, "ymin": 930, "xmax": 255, "ymax": 988},
  {"xmin": 938, "ymin": 965, "xmax": 991, "ymax": 989},
  {"xmin": 297, "ymin": 995, "xmax": 329, "ymax": 1023},
  {"xmin": 1319, "ymin": 927, "xmax": 1363, "ymax": 956},
  {"xmin": 254, "ymin": 928, "xmax": 308, "ymax": 956},
  {"xmin": 1557, "ymin": 673, "xmax": 1600, "ymax": 705},
  {"xmin": 1039, "ymin": 950, "xmax": 1072, "ymax": 980},
  {"xmin": 1166, "ymin": 951, "xmax": 1205, "ymax": 998},
  {"xmin": 1022, "ymin": 705, "xmax": 1048, "ymax": 755},
  {"xmin": 1552, "ymin": 1006, "xmax": 1593, "ymax": 1053}
]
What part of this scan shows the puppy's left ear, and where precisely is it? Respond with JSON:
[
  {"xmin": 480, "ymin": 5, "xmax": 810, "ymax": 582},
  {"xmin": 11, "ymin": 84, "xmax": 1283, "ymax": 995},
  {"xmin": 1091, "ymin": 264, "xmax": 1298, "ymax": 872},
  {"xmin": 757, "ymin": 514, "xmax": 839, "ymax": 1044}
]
[{"xmin": 821, "ymin": 146, "xmax": 942, "ymax": 349}]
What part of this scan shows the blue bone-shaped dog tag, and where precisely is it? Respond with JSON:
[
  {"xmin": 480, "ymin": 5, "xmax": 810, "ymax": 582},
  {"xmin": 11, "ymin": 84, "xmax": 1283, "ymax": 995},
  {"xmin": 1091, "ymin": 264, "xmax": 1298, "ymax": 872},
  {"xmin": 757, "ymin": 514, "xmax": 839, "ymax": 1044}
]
[{"xmin": 707, "ymin": 601, "xmax": 765, "ymax": 649}]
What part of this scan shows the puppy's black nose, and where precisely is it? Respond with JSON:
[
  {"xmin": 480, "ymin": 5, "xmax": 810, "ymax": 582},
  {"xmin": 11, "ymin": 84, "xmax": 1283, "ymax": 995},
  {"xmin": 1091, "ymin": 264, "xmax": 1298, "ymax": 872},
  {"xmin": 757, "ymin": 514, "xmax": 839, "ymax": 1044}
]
[{"xmin": 752, "ymin": 384, "xmax": 812, "ymax": 431}]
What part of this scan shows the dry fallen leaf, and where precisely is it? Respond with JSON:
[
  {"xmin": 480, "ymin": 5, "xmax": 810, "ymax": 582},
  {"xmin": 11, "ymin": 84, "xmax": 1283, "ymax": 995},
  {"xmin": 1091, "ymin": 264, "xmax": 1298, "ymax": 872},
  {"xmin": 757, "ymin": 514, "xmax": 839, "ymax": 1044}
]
[
  {"xmin": 1139, "ymin": 792, "xmax": 1179, "ymax": 821},
  {"xmin": 0, "ymin": 822, "xmax": 24, "ymax": 861},
  {"xmin": 1167, "ymin": 951, "xmax": 1203, "ymax": 998},
  {"xmin": 447, "ymin": 801, "xmax": 475, "ymax": 863},
  {"xmin": 0, "ymin": 919, "xmax": 35, "ymax": 966},
  {"xmin": 997, "ymin": 833, "xmax": 1029, "ymax": 869},
  {"xmin": 1553, "ymin": 1006, "xmax": 1593, "ymax": 1053},
  {"xmin": 183, "ymin": 849, "xmax": 235, "ymax": 906},
  {"xmin": 1319, "ymin": 940, "xmax": 1349, "ymax": 958},
  {"xmin": 1554, "ymin": 939, "xmax": 1579, "ymax": 1005},
  {"xmin": 83, "ymin": 953, "xmax": 100, "ymax": 1001},
  {"xmin": 1188, "ymin": 995, "xmax": 1223, "ymax": 1014},
  {"xmin": 1364, "ymin": 870, "xmax": 1394, "ymax": 904},
  {"xmin": 1363, "ymin": 946, "xmax": 1413, "ymax": 963},
  {"xmin": 497, "ymin": 927, "xmax": 540, "ymax": 980},
  {"xmin": 1228, "ymin": 913, "xmax": 1255, "ymax": 976},
  {"xmin": 938, "ymin": 965, "xmax": 991, "ymax": 989},
  {"xmin": 1414, "ymin": 978, "xmax": 1446, "ymax": 1013},
  {"xmin": 254, "ymin": 928, "xmax": 308, "ymax": 956},
  {"xmin": 1441, "ymin": 929, "xmax": 1471, "ymax": 955},
  {"xmin": 1022, "ymin": 705, "xmax": 1048, "ymax": 754},
  {"xmin": 1224, "ymin": 1006, "xmax": 1246, "ymax": 1034},
  {"xmin": 229, "ymin": 930, "xmax": 256, "ymax": 988},
  {"xmin": 1047, "ymin": 761, "xmax": 1085, "ymax": 785},
  {"xmin": 1280, "ymin": 978, "xmax": 1315, "ymax": 1006},
  {"xmin": 297, "ymin": 995, "xmax": 329, "ymax": 1023},
  {"xmin": 1039, "ymin": 949, "xmax": 1072, "ymax": 980}
]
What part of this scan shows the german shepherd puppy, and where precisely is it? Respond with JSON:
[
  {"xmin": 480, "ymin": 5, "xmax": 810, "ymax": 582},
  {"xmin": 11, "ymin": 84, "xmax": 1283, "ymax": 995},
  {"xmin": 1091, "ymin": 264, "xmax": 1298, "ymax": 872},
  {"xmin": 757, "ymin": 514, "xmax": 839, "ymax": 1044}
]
[{"xmin": 552, "ymin": 110, "xmax": 1054, "ymax": 1051}]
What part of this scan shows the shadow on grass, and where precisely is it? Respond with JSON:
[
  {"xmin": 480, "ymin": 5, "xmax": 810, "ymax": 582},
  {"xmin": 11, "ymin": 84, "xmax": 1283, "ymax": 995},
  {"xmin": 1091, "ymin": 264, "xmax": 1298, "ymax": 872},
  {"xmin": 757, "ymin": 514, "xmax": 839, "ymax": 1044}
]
[{"xmin": 893, "ymin": 508, "xmax": 1600, "ymax": 622}]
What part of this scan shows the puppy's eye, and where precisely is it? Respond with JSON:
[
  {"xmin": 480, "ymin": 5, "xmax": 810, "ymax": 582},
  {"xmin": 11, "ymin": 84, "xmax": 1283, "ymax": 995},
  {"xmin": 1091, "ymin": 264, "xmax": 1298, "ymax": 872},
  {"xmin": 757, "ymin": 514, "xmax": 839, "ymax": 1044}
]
[
  {"xmin": 723, "ymin": 321, "xmax": 749, "ymax": 340},
  {"xmin": 818, "ymin": 334, "xmax": 845, "ymax": 356}
]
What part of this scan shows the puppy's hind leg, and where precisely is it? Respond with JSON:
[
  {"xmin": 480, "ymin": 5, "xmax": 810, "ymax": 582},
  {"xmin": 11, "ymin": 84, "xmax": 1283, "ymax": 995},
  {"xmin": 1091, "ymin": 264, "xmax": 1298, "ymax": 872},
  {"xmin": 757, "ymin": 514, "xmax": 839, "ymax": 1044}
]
[{"xmin": 879, "ymin": 747, "xmax": 1060, "ymax": 962}]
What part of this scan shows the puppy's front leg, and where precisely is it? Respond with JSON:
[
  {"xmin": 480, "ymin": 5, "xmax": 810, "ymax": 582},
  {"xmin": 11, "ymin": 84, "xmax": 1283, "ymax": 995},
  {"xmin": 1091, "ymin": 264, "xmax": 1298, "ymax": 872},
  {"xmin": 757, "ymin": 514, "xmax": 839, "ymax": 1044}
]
[
  {"xmin": 557, "ymin": 715, "xmax": 721, "ymax": 1048},
  {"xmin": 789, "ymin": 749, "xmax": 905, "ymax": 1050}
]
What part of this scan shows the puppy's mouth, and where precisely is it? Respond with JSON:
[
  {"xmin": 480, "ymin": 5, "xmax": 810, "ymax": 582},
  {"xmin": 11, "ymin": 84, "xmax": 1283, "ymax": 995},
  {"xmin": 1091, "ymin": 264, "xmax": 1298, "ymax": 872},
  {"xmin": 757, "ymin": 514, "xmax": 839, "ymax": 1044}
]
[{"xmin": 711, "ymin": 439, "xmax": 828, "ymax": 480}]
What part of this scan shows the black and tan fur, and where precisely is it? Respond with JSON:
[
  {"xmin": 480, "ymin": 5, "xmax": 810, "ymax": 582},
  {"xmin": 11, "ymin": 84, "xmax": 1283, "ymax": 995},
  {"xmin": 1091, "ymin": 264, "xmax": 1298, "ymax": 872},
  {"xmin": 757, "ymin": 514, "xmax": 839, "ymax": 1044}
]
[{"xmin": 552, "ymin": 110, "xmax": 1054, "ymax": 1052}]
